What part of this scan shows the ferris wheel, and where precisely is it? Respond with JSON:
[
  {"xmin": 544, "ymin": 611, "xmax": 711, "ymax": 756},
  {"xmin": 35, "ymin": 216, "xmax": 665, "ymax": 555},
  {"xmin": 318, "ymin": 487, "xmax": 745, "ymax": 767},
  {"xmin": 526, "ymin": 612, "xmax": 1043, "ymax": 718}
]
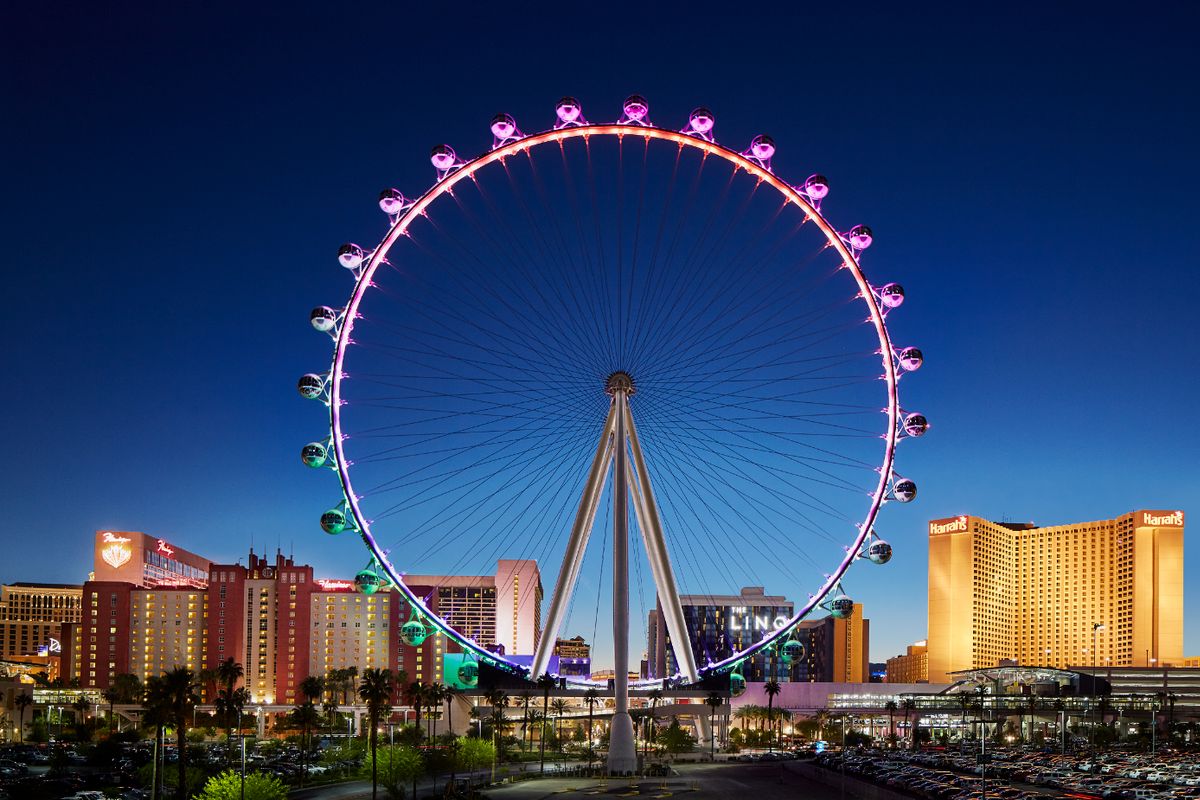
[{"xmin": 298, "ymin": 96, "xmax": 926, "ymax": 763}]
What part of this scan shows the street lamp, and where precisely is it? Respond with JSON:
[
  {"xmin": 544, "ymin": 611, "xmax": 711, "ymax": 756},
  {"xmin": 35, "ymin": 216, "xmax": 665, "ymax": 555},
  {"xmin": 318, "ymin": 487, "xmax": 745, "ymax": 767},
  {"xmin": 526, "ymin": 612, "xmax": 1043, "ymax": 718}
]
[{"xmin": 1090, "ymin": 623, "xmax": 1105, "ymax": 745}]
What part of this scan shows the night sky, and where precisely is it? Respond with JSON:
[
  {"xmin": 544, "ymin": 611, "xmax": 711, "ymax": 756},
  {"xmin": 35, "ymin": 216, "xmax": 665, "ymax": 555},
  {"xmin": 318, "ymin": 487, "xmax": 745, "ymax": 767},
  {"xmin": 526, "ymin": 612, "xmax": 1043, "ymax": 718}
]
[{"xmin": 5, "ymin": 2, "xmax": 1198, "ymax": 666}]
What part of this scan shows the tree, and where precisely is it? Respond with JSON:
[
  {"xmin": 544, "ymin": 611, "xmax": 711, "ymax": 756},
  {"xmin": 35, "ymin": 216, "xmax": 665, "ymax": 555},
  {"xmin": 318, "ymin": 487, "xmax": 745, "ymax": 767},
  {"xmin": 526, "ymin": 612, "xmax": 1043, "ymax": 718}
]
[
  {"xmin": 884, "ymin": 700, "xmax": 898, "ymax": 747},
  {"xmin": 359, "ymin": 667, "xmax": 396, "ymax": 800},
  {"xmin": 194, "ymin": 769, "xmax": 287, "ymax": 800},
  {"xmin": 455, "ymin": 737, "xmax": 495, "ymax": 775},
  {"xmin": 14, "ymin": 693, "xmax": 33, "ymax": 742},
  {"xmin": 483, "ymin": 689, "xmax": 509, "ymax": 768},
  {"xmin": 764, "ymin": 680, "xmax": 781, "ymax": 752},
  {"xmin": 296, "ymin": 675, "xmax": 325, "ymax": 784},
  {"xmin": 584, "ymin": 689, "xmax": 601, "ymax": 766},
  {"xmin": 516, "ymin": 691, "xmax": 532, "ymax": 752},
  {"xmin": 439, "ymin": 684, "xmax": 459, "ymax": 786},
  {"xmin": 146, "ymin": 667, "xmax": 200, "ymax": 800},
  {"xmin": 1023, "ymin": 695, "xmax": 1040, "ymax": 743},
  {"xmin": 646, "ymin": 688, "xmax": 664, "ymax": 760},
  {"xmin": 814, "ymin": 709, "xmax": 830, "ymax": 742},
  {"xmin": 703, "ymin": 693, "xmax": 723, "ymax": 758},
  {"xmin": 363, "ymin": 745, "xmax": 424, "ymax": 800},
  {"xmin": 657, "ymin": 719, "xmax": 695, "ymax": 754},
  {"xmin": 550, "ymin": 697, "xmax": 569, "ymax": 751},
  {"xmin": 214, "ymin": 658, "xmax": 245, "ymax": 754},
  {"xmin": 536, "ymin": 673, "xmax": 556, "ymax": 774},
  {"xmin": 290, "ymin": 701, "xmax": 321, "ymax": 787},
  {"xmin": 404, "ymin": 681, "xmax": 427, "ymax": 741},
  {"xmin": 901, "ymin": 698, "xmax": 916, "ymax": 748}
]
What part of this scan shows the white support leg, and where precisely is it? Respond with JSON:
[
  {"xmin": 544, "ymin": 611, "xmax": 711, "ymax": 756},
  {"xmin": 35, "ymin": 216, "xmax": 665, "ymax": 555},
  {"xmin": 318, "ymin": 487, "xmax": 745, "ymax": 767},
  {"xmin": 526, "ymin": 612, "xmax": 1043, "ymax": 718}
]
[
  {"xmin": 530, "ymin": 403, "xmax": 616, "ymax": 679},
  {"xmin": 607, "ymin": 391, "xmax": 638, "ymax": 774},
  {"xmin": 624, "ymin": 401, "xmax": 700, "ymax": 684}
]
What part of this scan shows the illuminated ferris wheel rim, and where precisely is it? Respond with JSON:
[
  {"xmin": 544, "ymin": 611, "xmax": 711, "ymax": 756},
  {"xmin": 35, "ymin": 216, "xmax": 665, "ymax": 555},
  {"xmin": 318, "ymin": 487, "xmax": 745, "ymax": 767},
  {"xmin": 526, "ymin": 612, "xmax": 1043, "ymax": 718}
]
[{"xmin": 315, "ymin": 102, "xmax": 915, "ymax": 688}]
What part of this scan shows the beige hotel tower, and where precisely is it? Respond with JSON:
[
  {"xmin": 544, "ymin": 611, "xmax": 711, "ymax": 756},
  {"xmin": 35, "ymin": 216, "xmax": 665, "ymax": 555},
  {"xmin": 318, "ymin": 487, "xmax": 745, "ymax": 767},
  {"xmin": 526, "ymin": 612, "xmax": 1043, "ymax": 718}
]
[{"xmin": 927, "ymin": 510, "xmax": 1184, "ymax": 682}]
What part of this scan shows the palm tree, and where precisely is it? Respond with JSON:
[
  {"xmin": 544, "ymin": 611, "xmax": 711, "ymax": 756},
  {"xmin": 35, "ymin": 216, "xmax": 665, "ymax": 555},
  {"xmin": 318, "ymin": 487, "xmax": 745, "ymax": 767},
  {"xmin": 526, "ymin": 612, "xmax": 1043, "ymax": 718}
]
[
  {"xmin": 296, "ymin": 676, "xmax": 325, "ymax": 784},
  {"xmin": 214, "ymin": 658, "xmax": 244, "ymax": 745},
  {"xmin": 405, "ymin": 680, "xmax": 427, "ymax": 740},
  {"xmin": 483, "ymin": 689, "xmax": 509, "ymax": 764},
  {"xmin": 147, "ymin": 667, "xmax": 200, "ymax": 800},
  {"xmin": 884, "ymin": 700, "xmax": 898, "ymax": 747},
  {"xmin": 517, "ymin": 691, "xmax": 532, "ymax": 752},
  {"xmin": 646, "ymin": 688, "xmax": 664, "ymax": 760},
  {"xmin": 425, "ymin": 683, "xmax": 447, "ymax": 740},
  {"xmin": 71, "ymin": 694, "xmax": 90, "ymax": 729},
  {"xmin": 584, "ymin": 689, "xmax": 601, "ymax": 766},
  {"xmin": 956, "ymin": 693, "xmax": 970, "ymax": 738},
  {"xmin": 814, "ymin": 709, "xmax": 830, "ymax": 743},
  {"xmin": 442, "ymin": 684, "xmax": 462, "ymax": 785},
  {"xmin": 764, "ymin": 680, "xmax": 781, "ymax": 753},
  {"xmin": 550, "ymin": 698, "xmax": 569, "ymax": 751},
  {"xmin": 102, "ymin": 687, "xmax": 120, "ymax": 732},
  {"xmin": 358, "ymin": 668, "xmax": 395, "ymax": 800},
  {"xmin": 704, "ymin": 693, "xmax": 723, "ymax": 759},
  {"xmin": 901, "ymin": 698, "xmax": 916, "ymax": 749},
  {"xmin": 1023, "ymin": 695, "xmax": 1040, "ymax": 743},
  {"xmin": 536, "ymin": 673, "xmax": 556, "ymax": 774}
]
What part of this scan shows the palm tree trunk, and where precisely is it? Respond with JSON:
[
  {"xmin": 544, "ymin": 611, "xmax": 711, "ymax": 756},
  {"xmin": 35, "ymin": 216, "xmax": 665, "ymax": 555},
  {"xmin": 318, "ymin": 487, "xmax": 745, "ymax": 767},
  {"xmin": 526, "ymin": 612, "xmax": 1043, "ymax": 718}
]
[
  {"xmin": 767, "ymin": 698, "xmax": 775, "ymax": 753},
  {"xmin": 539, "ymin": 693, "xmax": 549, "ymax": 774},
  {"xmin": 177, "ymin": 721, "xmax": 187, "ymax": 800},
  {"xmin": 370, "ymin": 711, "xmax": 379, "ymax": 800}
]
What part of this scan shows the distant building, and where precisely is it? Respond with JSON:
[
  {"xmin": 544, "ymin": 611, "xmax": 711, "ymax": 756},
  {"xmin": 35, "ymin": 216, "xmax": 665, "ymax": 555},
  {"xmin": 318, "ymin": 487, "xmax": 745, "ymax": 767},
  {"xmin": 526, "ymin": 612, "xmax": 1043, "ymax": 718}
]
[
  {"xmin": 928, "ymin": 510, "xmax": 1185, "ymax": 682},
  {"xmin": 646, "ymin": 586, "xmax": 869, "ymax": 683},
  {"xmin": 886, "ymin": 640, "xmax": 929, "ymax": 683},
  {"xmin": 0, "ymin": 583, "xmax": 82, "ymax": 659},
  {"xmin": 553, "ymin": 635, "xmax": 591, "ymax": 677}
]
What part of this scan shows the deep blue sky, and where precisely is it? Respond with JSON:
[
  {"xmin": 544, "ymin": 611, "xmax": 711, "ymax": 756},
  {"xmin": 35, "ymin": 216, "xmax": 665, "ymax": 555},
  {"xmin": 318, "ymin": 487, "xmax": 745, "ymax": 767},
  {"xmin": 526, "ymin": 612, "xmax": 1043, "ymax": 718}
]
[{"xmin": 4, "ymin": 2, "xmax": 1198, "ymax": 666}]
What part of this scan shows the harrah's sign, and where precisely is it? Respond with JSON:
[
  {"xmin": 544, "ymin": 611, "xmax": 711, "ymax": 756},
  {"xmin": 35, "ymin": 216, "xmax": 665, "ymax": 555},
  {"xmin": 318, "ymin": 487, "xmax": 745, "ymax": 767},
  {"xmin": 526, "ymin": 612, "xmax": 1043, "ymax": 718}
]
[
  {"xmin": 929, "ymin": 515, "xmax": 969, "ymax": 535},
  {"xmin": 1141, "ymin": 510, "xmax": 1184, "ymax": 527}
]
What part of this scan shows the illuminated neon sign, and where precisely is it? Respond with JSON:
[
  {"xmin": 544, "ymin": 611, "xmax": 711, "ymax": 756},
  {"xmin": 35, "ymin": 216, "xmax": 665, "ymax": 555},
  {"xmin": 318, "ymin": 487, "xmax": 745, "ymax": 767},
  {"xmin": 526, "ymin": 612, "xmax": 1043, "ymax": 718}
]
[
  {"xmin": 728, "ymin": 608, "xmax": 789, "ymax": 632},
  {"xmin": 100, "ymin": 532, "xmax": 133, "ymax": 569},
  {"xmin": 315, "ymin": 579, "xmax": 355, "ymax": 591},
  {"xmin": 156, "ymin": 539, "xmax": 175, "ymax": 558},
  {"xmin": 929, "ymin": 516, "xmax": 968, "ymax": 535},
  {"xmin": 1141, "ymin": 511, "xmax": 1183, "ymax": 527}
]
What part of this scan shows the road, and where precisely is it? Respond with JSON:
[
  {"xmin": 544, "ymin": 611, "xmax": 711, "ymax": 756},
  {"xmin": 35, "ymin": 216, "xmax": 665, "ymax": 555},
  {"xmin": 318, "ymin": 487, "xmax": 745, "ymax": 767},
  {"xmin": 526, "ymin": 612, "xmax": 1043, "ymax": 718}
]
[
  {"xmin": 479, "ymin": 761, "xmax": 884, "ymax": 800},
  {"xmin": 290, "ymin": 764, "xmax": 500, "ymax": 799}
]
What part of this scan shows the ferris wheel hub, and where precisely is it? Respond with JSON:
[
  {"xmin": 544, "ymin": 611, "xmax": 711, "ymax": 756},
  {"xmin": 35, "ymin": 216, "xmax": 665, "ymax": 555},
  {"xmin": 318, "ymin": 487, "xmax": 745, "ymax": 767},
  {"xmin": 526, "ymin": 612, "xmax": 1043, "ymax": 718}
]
[{"xmin": 604, "ymin": 370, "xmax": 636, "ymax": 397}]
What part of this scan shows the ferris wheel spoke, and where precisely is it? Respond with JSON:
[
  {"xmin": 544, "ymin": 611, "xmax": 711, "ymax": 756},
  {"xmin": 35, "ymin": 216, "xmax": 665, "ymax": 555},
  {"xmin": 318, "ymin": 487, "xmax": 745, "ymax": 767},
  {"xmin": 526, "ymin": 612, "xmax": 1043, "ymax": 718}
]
[
  {"xmin": 381, "ymin": 420, "xmax": 599, "ymax": 557},
  {"xmin": 623, "ymin": 147, "xmax": 719, "ymax": 367},
  {"xmin": 405, "ymin": 424, "xmax": 602, "ymax": 584},
  {"xmin": 635, "ymin": 294, "xmax": 864, "ymax": 386},
  {"xmin": 359, "ymin": 288, "xmax": 599, "ymax": 386},
  {"xmin": 454, "ymin": 173, "xmax": 616, "ymax": 372},
  {"xmin": 635, "ymin": 400, "xmax": 880, "ymax": 477},
  {"xmin": 519, "ymin": 151, "xmax": 620, "ymax": 368},
  {"xmin": 626, "ymin": 166, "xmax": 741, "ymax": 369},
  {"xmin": 637, "ymin": 417, "xmax": 870, "ymax": 519},
  {"xmin": 358, "ymin": 409, "xmax": 597, "ymax": 502},
  {"xmin": 630, "ymin": 185, "xmax": 778, "ymax": 371},
  {"xmin": 384, "ymin": 227, "xmax": 608, "ymax": 377},
  {"xmin": 638, "ymin": 412, "xmax": 856, "ymax": 536},
  {"xmin": 645, "ymin": 437, "xmax": 810, "ymax": 597}
]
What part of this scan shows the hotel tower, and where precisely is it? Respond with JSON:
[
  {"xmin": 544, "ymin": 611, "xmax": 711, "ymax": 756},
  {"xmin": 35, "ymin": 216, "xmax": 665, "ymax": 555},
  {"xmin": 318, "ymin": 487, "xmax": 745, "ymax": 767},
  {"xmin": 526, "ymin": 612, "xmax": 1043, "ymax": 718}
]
[{"xmin": 927, "ymin": 510, "xmax": 1184, "ymax": 682}]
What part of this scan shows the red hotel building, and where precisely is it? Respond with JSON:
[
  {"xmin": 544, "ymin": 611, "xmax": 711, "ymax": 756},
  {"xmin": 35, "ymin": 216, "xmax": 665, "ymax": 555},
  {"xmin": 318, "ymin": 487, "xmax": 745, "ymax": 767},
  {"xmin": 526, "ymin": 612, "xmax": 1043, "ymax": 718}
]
[{"xmin": 62, "ymin": 531, "xmax": 542, "ymax": 706}]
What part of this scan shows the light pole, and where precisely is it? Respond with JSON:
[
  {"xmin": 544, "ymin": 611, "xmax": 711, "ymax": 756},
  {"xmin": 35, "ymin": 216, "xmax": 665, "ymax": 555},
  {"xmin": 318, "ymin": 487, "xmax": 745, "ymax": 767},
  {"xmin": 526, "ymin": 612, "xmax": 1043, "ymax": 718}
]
[{"xmin": 1090, "ymin": 623, "xmax": 1105, "ymax": 745}]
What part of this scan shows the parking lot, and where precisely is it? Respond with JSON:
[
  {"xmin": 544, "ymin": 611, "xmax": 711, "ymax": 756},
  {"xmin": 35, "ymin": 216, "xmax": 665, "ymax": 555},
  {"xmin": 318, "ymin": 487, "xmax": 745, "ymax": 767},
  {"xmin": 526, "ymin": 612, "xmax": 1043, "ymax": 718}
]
[{"xmin": 815, "ymin": 748, "xmax": 1200, "ymax": 800}]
